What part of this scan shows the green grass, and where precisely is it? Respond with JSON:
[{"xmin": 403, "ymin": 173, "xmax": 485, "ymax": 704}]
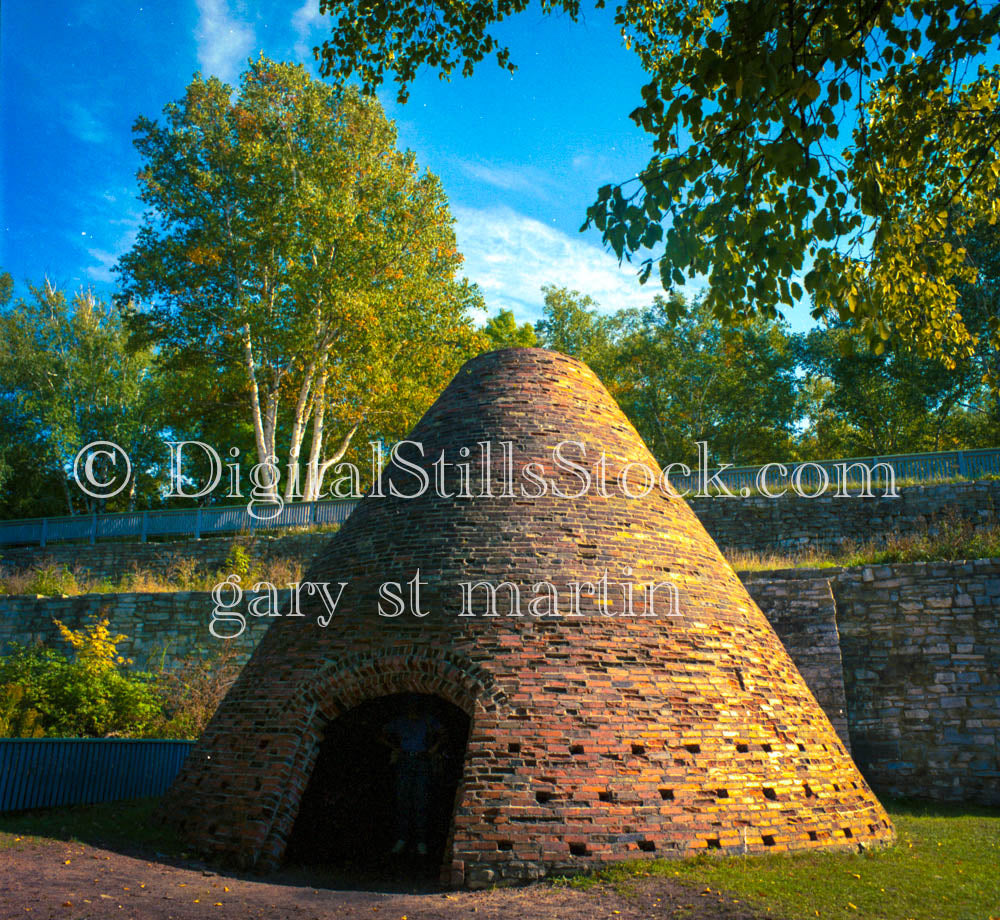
[
  {"xmin": 557, "ymin": 800, "xmax": 1000, "ymax": 920},
  {"xmin": 0, "ymin": 797, "xmax": 186, "ymax": 855},
  {"xmin": 1, "ymin": 799, "xmax": 997, "ymax": 919}
]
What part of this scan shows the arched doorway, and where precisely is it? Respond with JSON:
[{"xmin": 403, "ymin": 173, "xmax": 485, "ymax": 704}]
[{"xmin": 284, "ymin": 692, "xmax": 470, "ymax": 886}]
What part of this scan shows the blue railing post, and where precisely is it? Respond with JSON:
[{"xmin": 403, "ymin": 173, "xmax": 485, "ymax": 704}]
[
  {"xmin": 40, "ymin": 517, "xmax": 47, "ymax": 548},
  {"xmin": 90, "ymin": 512, "xmax": 97, "ymax": 545}
]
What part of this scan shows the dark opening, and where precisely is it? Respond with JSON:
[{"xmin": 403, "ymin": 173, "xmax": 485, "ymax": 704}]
[{"xmin": 284, "ymin": 692, "xmax": 470, "ymax": 888}]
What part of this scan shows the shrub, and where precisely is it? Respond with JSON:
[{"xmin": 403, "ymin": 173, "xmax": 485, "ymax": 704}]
[
  {"xmin": 0, "ymin": 683, "xmax": 45, "ymax": 737},
  {"xmin": 150, "ymin": 644, "xmax": 242, "ymax": 739},
  {"xmin": 0, "ymin": 617, "xmax": 163, "ymax": 738},
  {"xmin": 223, "ymin": 542, "xmax": 253, "ymax": 580},
  {"xmin": 0, "ymin": 618, "xmax": 244, "ymax": 739}
]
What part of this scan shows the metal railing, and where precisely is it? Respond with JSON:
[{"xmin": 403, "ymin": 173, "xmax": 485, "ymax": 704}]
[
  {"xmin": 0, "ymin": 447, "xmax": 997, "ymax": 547},
  {"xmin": 0, "ymin": 738, "xmax": 193, "ymax": 813},
  {"xmin": 0, "ymin": 499, "xmax": 358, "ymax": 548},
  {"xmin": 668, "ymin": 447, "xmax": 1000, "ymax": 494}
]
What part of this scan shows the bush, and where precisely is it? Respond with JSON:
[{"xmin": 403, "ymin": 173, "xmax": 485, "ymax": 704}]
[
  {"xmin": 0, "ymin": 617, "xmax": 163, "ymax": 738},
  {"xmin": 150, "ymin": 644, "xmax": 242, "ymax": 739},
  {"xmin": 0, "ymin": 683, "xmax": 45, "ymax": 737},
  {"xmin": 0, "ymin": 616, "xmax": 243, "ymax": 739}
]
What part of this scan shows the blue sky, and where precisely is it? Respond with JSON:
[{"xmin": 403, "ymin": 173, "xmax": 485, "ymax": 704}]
[{"xmin": 1, "ymin": 0, "xmax": 800, "ymax": 327}]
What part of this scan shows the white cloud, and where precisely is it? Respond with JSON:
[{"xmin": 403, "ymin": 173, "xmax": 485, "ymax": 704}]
[
  {"xmin": 65, "ymin": 102, "xmax": 109, "ymax": 145},
  {"xmin": 291, "ymin": 0, "xmax": 325, "ymax": 61},
  {"xmin": 84, "ymin": 248, "xmax": 118, "ymax": 283},
  {"xmin": 195, "ymin": 0, "xmax": 255, "ymax": 84},
  {"xmin": 454, "ymin": 160, "xmax": 550, "ymax": 196},
  {"xmin": 452, "ymin": 205, "xmax": 668, "ymax": 324}
]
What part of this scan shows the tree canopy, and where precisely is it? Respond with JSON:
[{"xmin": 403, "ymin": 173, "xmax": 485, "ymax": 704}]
[
  {"xmin": 483, "ymin": 308, "xmax": 538, "ymax": 348},
  {"xmin": 314, "ymin": 0, "xmax": 1000, "ymax": 374},
  {"xmin": 0, "ymin": 277, "xmax": 162, "ymax": 516},
  {"xmin": 117, "ymin": 57, "xmax": 485, "ymax": 502},
  {"xmin": 535, "ymin": 286, "xmax": 800, "ymax": 464}
]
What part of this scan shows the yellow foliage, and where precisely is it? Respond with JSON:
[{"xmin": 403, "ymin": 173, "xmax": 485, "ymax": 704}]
[{"xmin": 53, "ymin": 617, "xmax": 132, "ymax": 671}]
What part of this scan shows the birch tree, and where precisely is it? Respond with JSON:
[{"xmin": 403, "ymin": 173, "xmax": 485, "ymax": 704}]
[{"xmin": 117, "ymin": 57, "xmax": 484, "ymax": 502}]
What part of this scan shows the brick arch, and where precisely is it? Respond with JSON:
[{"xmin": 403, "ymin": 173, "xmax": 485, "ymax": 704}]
[
  {"xmin": 256, "ymin": 646, "xmax": 507, "ymax": 872},
  {"xmin": 300, "ymin": 645, "xmax": 509, "ymax": 719}
]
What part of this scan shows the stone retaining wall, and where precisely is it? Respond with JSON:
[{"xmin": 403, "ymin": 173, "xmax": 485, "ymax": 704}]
[
  {"xmin": 0, "ymin": 591, "xmax": 258, "ymax": 668},
  {"xmin": 741, "ymin": 570, "xmax": 851, "ymax": 749},
  {"xmin": 0, "ymin": 532, "xmax": 331, "ymax": 582},
  {"xmin": 1, "ymin": 558, "xmax": 997, "ymax": 805},
  {"xmin": 690, "ymin": 478, "xmax": 999, "ymax": 552},
  {"xmin": 833, "ymin": 560, "xmax": 1000, "ymax": 805},
  {"xmin": 2, "ymin": 480, "xmax": 997, "ymax": 577}
]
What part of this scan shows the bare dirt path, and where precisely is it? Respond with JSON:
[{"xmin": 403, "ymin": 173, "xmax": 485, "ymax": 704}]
[{"xmin": 0, "ymin": 837, "xmax": 772, "ymax": 920}]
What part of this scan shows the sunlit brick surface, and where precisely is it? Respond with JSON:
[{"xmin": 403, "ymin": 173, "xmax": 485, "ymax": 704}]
[{"xmin": 162, "ymin": 348, "xmax": 894, "ymax": 886}]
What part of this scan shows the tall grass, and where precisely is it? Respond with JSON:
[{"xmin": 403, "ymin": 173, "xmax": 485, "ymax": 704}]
[
  {"xmin": 0, "ymin": 548, "xmax": 304, "ymax": 597},
  {"xmin": 727, "ymin": 516, "xmax": 1000, "ymax": 572}
]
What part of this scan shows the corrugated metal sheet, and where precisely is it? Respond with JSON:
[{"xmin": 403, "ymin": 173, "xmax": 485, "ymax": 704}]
[{"xmin": 0, "ymin": 739, "xmax": 193, "ymax": 812}]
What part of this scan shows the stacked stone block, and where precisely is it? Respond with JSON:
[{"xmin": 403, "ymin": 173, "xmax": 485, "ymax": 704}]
[{"xmin": 834, "ymin": 561, "xmax": 1000, "ymax": 805}]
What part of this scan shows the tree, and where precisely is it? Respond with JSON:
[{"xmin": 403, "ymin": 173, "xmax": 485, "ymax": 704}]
[
  {"xmin": 605, "ymin": 295, "xmax": 799, "ymax": 465},
  {"xmin": 534, "ymin": 285, "xmax": 798, "ymax": 463},
  {"xmin": 117, "ymin": 57, "xmax": 484, "ymax": 503},
  {"xmin": 482, "ymin": 309, "xmax": 538, "ymax": 348},
  {"xmin": 314, "ymin": 0, "xmax": 1000, "ymax": 371},
  {"xmin": 797, "ymin": 321, "xmax": 990, "ymax": 456},
  {"xmin": 0, "ymin": 278, "xmax": 163, "ymax": 516},
  {"xmin": 534, "ymin": 285, "xmax": 615, "ymax": 366},
  {"xmin": 954, "ymin": 211, "xmax": 1000, "ymax": 434}
]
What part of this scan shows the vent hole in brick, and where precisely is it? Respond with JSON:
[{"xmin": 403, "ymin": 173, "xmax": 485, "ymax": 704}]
[
  {"xmin": 736, "ymin": 742, "xmax": 749, "ymax": 753},
  {"xmin": 258, "ymin": 739, "xmax": 269, "ymax": 749},
  {"xmin": 535, "ymin": 790, "xmax": 554, "ymax": 804},
  {"xmin": 706, "ymin": 838, "xmax": 721, "ymax": 850},
  {"xmin": 762, "ymin": 835, "xmax": 776, "ymax": 847},
  {"xmin": 570, "ymin": 744, "xmax": 585, "ymax": 755},
  {"xmin": 253, "ymin": 778, "xmax": 262, "ymax": 791},
  {"xmin": 716, "ymin": 788, "xmax": 729, "ymax": 799},
  {"xmin": 798, "ymin": 743, "xmax": 806, "ymax": 752},
  {"xmin": 735, "ymin": 668, "xmax": 746, "ymax": 690},
  {"xmin": 843, "ymin": 827, "xmax": 853, "ymax": 839},
  {"xmin": 659, "ymin": 788, "xmax": 674, "ymax": 801},
  {"xmin": 833, "ymin": 783, "xmax": 840, "ymax": 792},
  {"xmin": 631, "ymin": 744, "xmax": 646, "ymax": 756},
  {"xmin": 599, "ymin": 791, "xmax": 613, "ymax": 803},
  {"xmin": 762, "ymin": 743, "xmax": 773, "ymax": 752},
  {"xmin": 569, "ymin": 843, "xmax": 588, "ymax": 856},
  {"xmin": 498, "ymin": 841, "xmax": 513, "ymax": 851},
  {"xmin": 684, "ymin": 743, "xmax": 701, "ymax": 754},
  {"xmin": 808, "ymin": 831, "xmax": 819, "ymax": 841},
  {"xmin": 803, "ymin": 783, "xmax": 815, "ymax": 798},
  {"xmin": 762, "ymin": 787, "xmax": 777, "ymax": 800},
  {"xmin": 638, "ymin": 840, "xmax": 656, "ymax": 852},
  {"xmin": 869, "ymin": 824, "xmax": 877, "ymax": 834},
  {"xmin": 508, "ymin": 743, "xmax": 521, "ymax": 753}
]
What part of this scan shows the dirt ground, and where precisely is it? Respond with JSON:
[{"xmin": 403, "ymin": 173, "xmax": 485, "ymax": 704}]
[{"xmin": 0, "ymin": 836, "xmax": 775, "ymax": 920}]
